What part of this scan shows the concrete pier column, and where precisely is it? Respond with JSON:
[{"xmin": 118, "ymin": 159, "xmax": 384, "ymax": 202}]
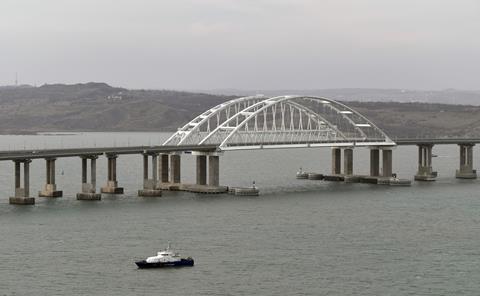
[
  {"xmin": 331, "ymin": 148, "xmax": 342, "ymax": 175},
  {"xmin": 208, "ymin": 155, "xmax": 220, "ymax": 186},
  {"xmin": 152, "ymin": 154, "xmax": 158, "ymax": 183},
  {"xmin": 139, "ymin": 153, "xmax": 162, "ymax": 197},
  {"xmin": 24, "ymin": 160, "xmax": 30, "ymax": 198},
  {"xmin": 82, "ymin": 158, "xmax": 87, "ymax": 183},
  {"xmin": 39, "ymin": 158, "xmax": 62, "ymax": 198},
  {"xmin": 9, "ymin": 160, "xmax": 35, "ymax": 205},
  {"xmin": 101, "ymin": 154, "xmax": 124, "ymax": 194},
  {"xmin": 15, "ymin": 161, "xmax": 20, "ymax": 189},
  {"xmin": 382, "ymin": 149, "xmax": 393, "ymax": 177},
  {"xmin": 160, "ymin": 154, "xmax": 169, "ymax": 183},
  {"xmin": 50, "ymin": 159, "xmax": 55, "ymax": 184},
  {"xmin": 143, "ymin": 154, "xmax": 148, "ymax": 180},
  {"xmin": 414, "ymin": 144, "xmax": 437, "ymax": 181},
  {"xmin": 196, "ymin": 155, "xmax": 207, "ymax": 185},
  {"xmin": 456, "ymin": 144, "xmax": 477, "ymax": 179},
  {"xmin": 46, "ymin": 160, "xmax": 51, "ymax": 184},
  {"xmin": 170, "ymin": 154, "xmax": 181, "ymax": 184},
  {"xmin": 343, "ymin": 148, "xmax": 353, "ymax": 176},
  {"xmin": 369, "ymin": 148, "xmax": 380, "ymax": 177},
  {"xmin": 111, "ymin": 157, "xmax": 117, "ymax": 181},
  {"xmin": 91, "ymin": 157, "xmax": 97, "ymax": 190},
  {"xmin": 77, "ymin": 155, "xmax": 101, "ymax": 200}
]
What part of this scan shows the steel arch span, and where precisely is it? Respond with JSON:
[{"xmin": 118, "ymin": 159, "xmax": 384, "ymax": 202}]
[{"xmin": 163, "ymin": 95, "xmax": 396, "ymax": 150}]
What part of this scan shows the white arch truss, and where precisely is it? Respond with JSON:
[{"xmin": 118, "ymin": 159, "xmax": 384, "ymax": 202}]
[
  {"xmin": 163, "ymin": 95, "xmax": 395, "ymax": 150},
  {"xmin": 163, "ymin": 95, "xmax": 266, "ymax": 146}
]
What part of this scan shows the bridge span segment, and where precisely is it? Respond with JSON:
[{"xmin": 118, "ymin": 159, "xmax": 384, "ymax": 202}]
[{"xmin": 164, "ymin": 95, "xmax": 395, "ymax": 150}]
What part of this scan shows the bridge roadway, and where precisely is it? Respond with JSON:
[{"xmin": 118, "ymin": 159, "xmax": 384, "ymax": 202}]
[
  {"xmin": 0, "ymin": 144, "xmax": 218, "ymax": 161},
  {"xmin": 0, "ymin": 138, "xmax": 479, "ymax": 161},
  {"xmin": 395, "ymin": 138, "xmax": 480, "ymax": 146}
]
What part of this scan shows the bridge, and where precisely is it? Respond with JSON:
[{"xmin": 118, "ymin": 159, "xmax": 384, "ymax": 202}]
[
  {"xmin": 163, "ymin": 95, "xmax": 395, "ymax": 149},
  {"xmin": 1, "ymin": 95, "xmax": 478, "ymax": 205}
]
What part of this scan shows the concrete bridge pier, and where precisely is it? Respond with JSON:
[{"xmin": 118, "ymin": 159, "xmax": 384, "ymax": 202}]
[
  {"xmin": 414, "ymin": 144, "xmax": 437, "ymax": 181},
  {"xmin": 196, "ymin": 155, "xmax": 207, "ymax": 185},
  {"xmin": 156, "ymin": 153, "xmax": 171, "ymax": 190},
  {"xmin": 208, "ymin": 155, "xmax": 220, "ymax": 186},
  {"xmin": 101, "ymin": 154, "xmax": 124, "ymax": 194},
  {"xmin": 77, "ymin": 156, "xmax": 102, "ymax": 200},
  {"xmin": 9, "ymin": 159, "xmax": 35, "ymax": 205},
  {"xmin": 39, "ymin": 158, "xmax": 62, "ymax": 197},
  {"xmin": 382, "ymin": 148, "xmax": 393, "ymax": 177},
  {"xmin": 183, "ymin": 151, "xmax": 227, "ymax": 193},
  {"xmin": 138, "ymin": 153, "xmax": 162, "ymax": 197},
  {"xmin": 370, "ymin": 148, "xmax": 380, "ymax": 177},
  {"xmin": 160, "ymin": 154, "xmax": 169, "ymax": 183},
  {"xmin": 331, "ymin": 147, "xmax": 342, "ymax": 175},
  {"xmin": 360, "ymin": 147, "xmax": 394, "ymax": 184},
  {"xmin": 324, "ymin": 147, "xmax": 348, "ymax": 181},
  {"xmin": 170, "ymin": 154, "xmax": 181, "ymax": 184},
  {"xmin": 343, "ymin": 148, "xmax": 354, "ymax": 175},
  {"xmin": 456, "ymin": 144, "xmax": 477, "ymax": 179},
  {"xmin": 195, "ymin": 154, "xmax": 221, "ymax": 186}
]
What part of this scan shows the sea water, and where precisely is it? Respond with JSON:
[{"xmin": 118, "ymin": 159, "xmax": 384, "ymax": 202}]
[{"xmin": 0, "ymin": 132, "xmax": 479, "ymax": 295}]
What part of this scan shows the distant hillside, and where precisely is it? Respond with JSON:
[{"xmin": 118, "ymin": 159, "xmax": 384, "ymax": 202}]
[
  {"xmin": 1, "ymin": 82, "xmax": 479, "ymax": 138},
  {"xmin": 201, "ymin": 88, "xmax": 480, "ymax": 105},
  {"xmin": 0, "ymin": 83, "xmax": 230, "ymax": 133},
  {"xmin": 347, "ymin": 101, "xmax": 480, "ymax": 139}
]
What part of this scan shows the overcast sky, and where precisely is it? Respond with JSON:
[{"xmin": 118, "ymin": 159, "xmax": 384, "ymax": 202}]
[{"xmin": 1, "ymin": 0, "xmax": 479, "ymax": 90}]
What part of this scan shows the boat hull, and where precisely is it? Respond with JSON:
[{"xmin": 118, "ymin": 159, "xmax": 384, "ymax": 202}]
[{"xmin": 135, "ymin": 258, "xmax": 194, "ymax": 269}]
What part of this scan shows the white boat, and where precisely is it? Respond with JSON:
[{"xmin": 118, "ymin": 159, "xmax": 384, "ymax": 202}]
[{"xmin": 135, "ymin": 243, "xmax": 194, "ymax": 268}]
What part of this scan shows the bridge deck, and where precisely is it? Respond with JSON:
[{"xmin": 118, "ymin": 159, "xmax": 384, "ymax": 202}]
[
  {"xmin": 395, "ymin": 138, "xmax": 480, "ymax": 145},
  {"xmin": 0, "ymin": 145, "xmax": 218, "ymax": 161},
  {"xmin": 0, "ymin": 139, "xmax": 478, "ymax": 161}
]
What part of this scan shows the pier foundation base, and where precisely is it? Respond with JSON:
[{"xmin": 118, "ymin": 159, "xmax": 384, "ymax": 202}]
[
  {"xmin": 101, "ymin": 181, "xmax": 124, "ymax": 194},
  {"xmin": 323, "ymin": 174, "xmax": 345, "ymax": 182},
  {"xmin": 9, "ymin": 197, "xmax": 35, "ymax": 205},
  {"xmin": 158, "ymin": 182, "xmax": 181, "ymax": 191},
  {"xmin": 455, "ymin": 171, "xmax": 477, "ymax": 179},
  {"xmin": 181, "ymin": 184, "xmax": 228, "ymax": 194},
  {"xmin": 39, "ymin": 184, "xmax": 63, "ymax": 198},
  {"xmin": 138, "ymin": 179, "xmax": 162, "ymax": 197},
  {"xmin": 138, "ymin": 189, "xmax": 163, "ymax": 197},
  {"xmin": 414, "ymin": 173, "xmax": 438, "ymax": 181},
  {"xmin": 76, "ymin": 192, "xmax": 102, "ymax": 200}
]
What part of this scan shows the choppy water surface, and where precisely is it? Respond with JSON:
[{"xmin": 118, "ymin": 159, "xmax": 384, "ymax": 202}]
[{"xmin": 0, "ymin": 133, "xmax": 479, "ymax": 295}]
